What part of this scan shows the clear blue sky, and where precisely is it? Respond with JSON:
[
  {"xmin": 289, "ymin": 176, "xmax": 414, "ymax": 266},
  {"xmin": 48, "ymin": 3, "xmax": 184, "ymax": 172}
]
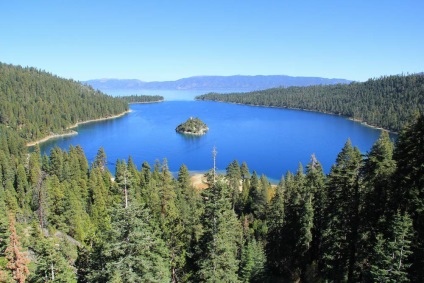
[{"xmin": 1, "ymin": 1, "xmax": 423, "ymax": 82}]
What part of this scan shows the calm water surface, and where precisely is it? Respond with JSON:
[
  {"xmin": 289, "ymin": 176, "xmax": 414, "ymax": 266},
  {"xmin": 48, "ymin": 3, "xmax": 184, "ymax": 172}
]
[{"xmin": 40, "ymin": 99, "xmax": 392, "ymax": 182}]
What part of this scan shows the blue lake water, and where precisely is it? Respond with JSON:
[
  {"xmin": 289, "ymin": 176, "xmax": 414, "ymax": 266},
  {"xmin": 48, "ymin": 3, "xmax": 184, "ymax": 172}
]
[{"xmin": 39, "ymin": 91, "xmax": 393, "ymax": 182}]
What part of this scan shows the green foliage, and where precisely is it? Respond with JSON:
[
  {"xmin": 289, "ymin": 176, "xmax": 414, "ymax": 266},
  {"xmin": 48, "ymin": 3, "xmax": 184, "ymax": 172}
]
[
  {"xmin": 393, "ymin": 114, "xmax": 424, "ymax": 281},
  {"xmin": 321, "ymin": 140, "xmax": 362, "ymax": 282},
  {"xmin": 239, "ymin": 238, "xmax": 265, "ymax": 283},
  {"xmin": 370, "ymin": 211, "xmax": 413, "ymax": 283},
  {"xmin": 226, "ymin": 160, "xmax": 242, "ymax": 211},
  {"xmin": 29, "ymin": 224, "xmax": 76, "ymax": 283},
  {"xmin": 197, "ymin": 74, "xmax": 424, "ymax": 132},
  {"xmin": 266, "ymin": 179, "xmax": 286, "ymax": 274},
  {"xmin": 196, "ymin": 180, "xmax": 242, "ymax": 282},
  {"xmin": 102, "ymin": 203, "xmax": 171, "ymax": 282}
]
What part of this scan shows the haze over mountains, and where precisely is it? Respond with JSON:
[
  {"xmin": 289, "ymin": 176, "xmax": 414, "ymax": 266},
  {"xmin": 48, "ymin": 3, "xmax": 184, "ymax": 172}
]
[{"xmin": 84, "ymin": 75, "xmax": 351, "ymax": 91}]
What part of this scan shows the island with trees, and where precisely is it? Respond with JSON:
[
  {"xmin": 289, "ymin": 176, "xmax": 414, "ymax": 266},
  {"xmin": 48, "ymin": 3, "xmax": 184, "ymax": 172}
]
[{"xmin": 175, "ymin": 117, "xmax": 209, "ymax": 135}]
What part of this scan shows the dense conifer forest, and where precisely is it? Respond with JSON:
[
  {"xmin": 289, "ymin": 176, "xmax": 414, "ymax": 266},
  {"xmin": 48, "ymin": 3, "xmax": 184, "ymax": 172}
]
[
  {"xmin": 0, "ymin": 63, "xmax": 128, "ymax": 142},
  {"xmin": 196, "ymin": 74, "xmax": 424, "ymax": 132},
  {"xmin": 0, "ymin": 63, "xmax": 423, "ymax": 282}
]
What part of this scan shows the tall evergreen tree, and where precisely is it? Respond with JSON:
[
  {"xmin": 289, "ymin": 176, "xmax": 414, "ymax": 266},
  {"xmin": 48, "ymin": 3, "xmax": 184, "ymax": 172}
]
[
  {"xmin": 266, "ymin": 177, "xmax": 286, "ymax": 275},
  {"xmin": 369, "ymin": 211, "xmax": 413, "ymax": 282},
  {"xmin": 196, "ymin": 179, "xmax": 242, "ymax": 282},
  {"xmin": 358, "ymin": 131, "xmax": 396, "ymax": 277},
  {"xmin": 103, "ymin": 203, "xmax": 171, "ymax": 282},
  {"xmin": 226, "ymin": 160, "xmax": 242, "ymax": 211},
  {"xmin": 29, "ymin": 222, "xmax": 76, "ymax": 283},
  {"xmin": 305, "ymin": 154, "xmax": 326, "ymax": 277},
  {"xmin": 321, "ymin": 140, "xmax": 362, "ymax": 282},
  {"xmin": 239, "ymin": 237, "xmax": 265, "ymax": 283},
  {"xmin": 392, "ymin": 114, "xmax": 424, "ymax": 282},
  {"xmin": 92, "ymin": 147, "xmax": 107, "ymax": 171}
]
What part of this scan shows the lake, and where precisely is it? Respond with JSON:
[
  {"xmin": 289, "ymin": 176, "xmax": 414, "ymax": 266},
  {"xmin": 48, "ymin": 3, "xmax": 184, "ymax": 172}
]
[{"xmin": 39, "ymin": 89, "xmax": 393, "ymax": 182}]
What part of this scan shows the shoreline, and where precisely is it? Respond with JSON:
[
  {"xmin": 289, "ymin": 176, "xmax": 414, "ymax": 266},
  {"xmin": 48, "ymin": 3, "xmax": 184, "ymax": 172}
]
[
  {"xmin": 197, "ymin": 99, "xmax": 397, "ymax": 134},
  {"xmin": 26, "ymin": 109, "xmax": 131, "ymax": 147},
  {"xmin": 66, "ymin": 109, "xmax": 132, "ymax": 130}
]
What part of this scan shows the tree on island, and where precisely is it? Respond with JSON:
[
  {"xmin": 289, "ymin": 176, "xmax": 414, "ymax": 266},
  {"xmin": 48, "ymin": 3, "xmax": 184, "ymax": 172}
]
[{"xmin": 175, "ymin": 117, "xmax": 209, "ymax": 135}]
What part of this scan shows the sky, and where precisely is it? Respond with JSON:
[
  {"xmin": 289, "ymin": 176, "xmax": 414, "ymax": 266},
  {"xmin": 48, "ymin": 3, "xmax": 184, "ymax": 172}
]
[{"xmin": 1, "ymin": 1, "xmax": 423, "ymax": 82}]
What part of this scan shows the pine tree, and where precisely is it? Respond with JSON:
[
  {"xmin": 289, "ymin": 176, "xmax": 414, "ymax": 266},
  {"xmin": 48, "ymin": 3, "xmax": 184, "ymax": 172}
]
[
  {"xmin": 156, "ymin": 160, "xmax": 186, "ymax": 283},
  {"xmin": 370, "ymin": 211, "xmax": 413, "ymax": 282},
  {"xmin": 305, "ymin": 154, "xmax": 326, "ymax": 276},
  {"xmin": 239, "ymin": 162, "xmax": 251, "ymax": 213},
  {"xmin": 321, "ymin": 140, "xmax": 362, "ymax": 282},
  {"xmin": 226, "ymin": 160, "xmax": 242, "ymax": 211},
  {"xmin": 139, "ymin": 161, "xmax": 152, "ymax": 204},
  {"xmin": 175, "ymin": 164, "xmax": 203, "ymax": 281},
  {"xmin": 358, "ymin": 131, "xmax": 396, "ymax": 277},
  {"xmin": 115, "ymin": 160, "xmax": 133, "ymax": 208},
  {"xmin": 248, "ymin": 171, "xmax": 266, "ymax": 219},
  {"xmin": 14, "ymin": 164, "xmax": 28, "ymax": 214},
  {"xmin": 392, "ymin": 114, "xmax": 424, "ymax": 282},
  {"xmin": 196, "ymin": 179, "xmax": 242, "ymax": 282},
  {"xmin": 103, "ymin": 203, "xmax": 171, "ymax": 282},
  {"xmin": 88, "ymin": 167, "xmax": 111, "ymax": 236},
  {"xmin": 46, "ymin": 175, "xmax": 66, "ymax": 230},
  {"xmin": 29, "ymin": 222, "xmax": 76, "ymax": 283},
  {"xmin": 240, "ymin": 161, "xmax": 250, "ymax": 181},
  {"xmin": 92, "ymin": 147, "xmax": 107, "ymax": 171},
  {"xmin": 239, "ymin": 238, "xmax": 265, "ymax": 283},
  {"xmin": 63, "ymin": 180, "xmax": 92, "ymax": 242},
  {"xmin": 266, "ymin": 177, "xmax": 285, "ymax": 274}
]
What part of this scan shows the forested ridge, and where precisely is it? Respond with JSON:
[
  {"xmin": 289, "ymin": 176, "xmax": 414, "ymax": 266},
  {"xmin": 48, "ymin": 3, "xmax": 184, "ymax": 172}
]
[
  {"xmin": 0, "ymin": 63, "xmax": 128, "ymax": 142},
  {"xmin": 196, "ymin": 73, "xmax": 424, "ymax": 132}
]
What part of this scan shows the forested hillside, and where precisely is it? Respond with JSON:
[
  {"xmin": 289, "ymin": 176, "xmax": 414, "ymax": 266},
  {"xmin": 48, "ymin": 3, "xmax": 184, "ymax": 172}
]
[
  {"xmin": 196, "ymin": 74, "xmax": 424, "ymax": 132},
  {"xmin": 0, "ymin": 63, "xmax": 128, "ymax": 142}
]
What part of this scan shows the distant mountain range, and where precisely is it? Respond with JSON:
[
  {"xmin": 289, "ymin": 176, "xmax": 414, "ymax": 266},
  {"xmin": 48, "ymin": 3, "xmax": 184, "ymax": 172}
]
[{"xmin": 84, "ymin": 75, "xmax": 351, "ymax": 91}]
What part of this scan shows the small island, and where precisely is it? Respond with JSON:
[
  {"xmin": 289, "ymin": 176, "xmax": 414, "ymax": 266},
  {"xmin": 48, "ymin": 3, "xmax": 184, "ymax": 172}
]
[{"xmin": 176, "ymin": 117, "xmax": 209, "ymax": 135}]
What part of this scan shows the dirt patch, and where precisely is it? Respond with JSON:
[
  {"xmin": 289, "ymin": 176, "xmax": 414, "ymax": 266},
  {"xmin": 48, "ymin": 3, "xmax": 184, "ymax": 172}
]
[{"xmin": 190, "ymin": 173, "xmax": 209, "ymax": 190}]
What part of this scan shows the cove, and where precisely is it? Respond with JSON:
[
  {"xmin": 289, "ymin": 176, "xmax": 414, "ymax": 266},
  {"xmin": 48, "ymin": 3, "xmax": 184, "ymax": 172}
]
[{"xmin": 39, "ymin": 100, "xmax": 393, "ymax": 182}]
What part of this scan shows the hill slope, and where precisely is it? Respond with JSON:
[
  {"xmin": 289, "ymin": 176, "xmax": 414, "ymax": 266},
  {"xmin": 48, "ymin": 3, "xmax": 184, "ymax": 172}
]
[{"xmin": 0, "ymin": 63, "xmax": 128, "ymax": 141}]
